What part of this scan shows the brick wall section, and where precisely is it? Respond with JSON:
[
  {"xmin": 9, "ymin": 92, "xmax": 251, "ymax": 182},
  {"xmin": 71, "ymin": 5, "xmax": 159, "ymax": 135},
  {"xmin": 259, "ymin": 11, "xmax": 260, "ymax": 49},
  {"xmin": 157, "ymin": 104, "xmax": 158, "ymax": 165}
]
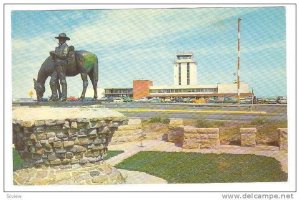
[
  {"xmin": 133, "ymin": 80, "xmax": 153, "ymax": 100},
  {"xmin": 183, "ymin": 127, "xmax": 220, "ymax": 149},
  {"xmin": 13, "ymin": 118, "xmax": 126, "ymax": 168},
  {"xmin": 278, "ymin": 128, "xmax": 288, "ymax": 151},
  {"xmin": 240, "ymin": 128, "xmax": 256, "ymax": 147}
]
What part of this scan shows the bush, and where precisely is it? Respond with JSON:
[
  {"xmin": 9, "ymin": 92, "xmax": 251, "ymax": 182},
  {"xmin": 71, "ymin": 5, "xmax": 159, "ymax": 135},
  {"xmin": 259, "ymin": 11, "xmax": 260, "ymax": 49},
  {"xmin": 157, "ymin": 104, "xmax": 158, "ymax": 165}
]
[
  {"xmin": 148, "ymin": 116, "xmax": 170, "ymax": 124},
  {"xmin": 251, "ymin": 117, "xmax": 269, "ymax": 125},
  {"xmin": 196, "ymin": 119, "xmax": 225, "ymax": 128}
]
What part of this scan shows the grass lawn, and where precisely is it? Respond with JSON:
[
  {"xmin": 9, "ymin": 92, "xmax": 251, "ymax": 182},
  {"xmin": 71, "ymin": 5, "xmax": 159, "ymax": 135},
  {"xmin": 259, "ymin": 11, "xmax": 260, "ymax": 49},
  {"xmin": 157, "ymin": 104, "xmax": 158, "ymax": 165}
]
[
  {"xmin": 115, "ymin": 151, "xmax": 287, "ymax": 183},
  {"xmin": 13, "ymin": 149, "xmax": 124, "ymax": 171}
]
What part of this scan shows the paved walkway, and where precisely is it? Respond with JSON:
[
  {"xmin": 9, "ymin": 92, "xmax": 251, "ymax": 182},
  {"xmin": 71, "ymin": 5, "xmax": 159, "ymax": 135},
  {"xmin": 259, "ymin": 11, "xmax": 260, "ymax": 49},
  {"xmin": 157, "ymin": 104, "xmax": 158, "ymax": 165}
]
[{"xmin": 106, "ymin": 140, "xmax": 288, "ymax": 173}]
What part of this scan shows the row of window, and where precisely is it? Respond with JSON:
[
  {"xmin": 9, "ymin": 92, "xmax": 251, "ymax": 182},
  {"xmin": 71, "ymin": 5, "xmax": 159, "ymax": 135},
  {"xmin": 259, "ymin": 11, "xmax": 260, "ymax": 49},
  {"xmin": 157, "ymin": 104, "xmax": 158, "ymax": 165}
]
[
  {"xmin": 178, "ymin": 62, "xmax": 191, "ymax": 85},
  {"xmin": 105, "ymin": 89, "xmax": 133, "ymax": 94},
  {"xmin": 150, "ymin": 88, "xmax": 217, "ymax": 93}
]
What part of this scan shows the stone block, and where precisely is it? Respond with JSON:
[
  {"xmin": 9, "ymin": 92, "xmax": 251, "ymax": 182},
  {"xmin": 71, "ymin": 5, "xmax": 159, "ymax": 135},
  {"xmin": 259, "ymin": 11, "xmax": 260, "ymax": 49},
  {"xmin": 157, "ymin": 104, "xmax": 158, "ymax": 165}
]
[
  {"xmin": 30, "ymin": 134, "xmax": 37, "ymax": 142},
  {"xmin": 63, "ymin": 140, "xmax": 75, "ymax": 148},
  {"xmin": 197, "ymin": 128, "xmax": 219, "ymax": 134},
  {"xmin": 21, "ymin": 120, "xmax": 35, "ymax": 128},
  {"xmin": 61, "ymin": 159, "xmax": 71, "ymax": 165},
  {"xmin": 50, "ymin": 159, "xmax": 61, "ymax": 165},
  {"xmin": 56, "ymin": 132, "xmax": 67, "ymax": 139},
  {"xmin": 78, "ymin": 137, "xmax": 92, "ymax": 145},
  {"xmin": 77, "ymin": 122, "xmax": 89, "ymax": 129},
  {"xmin": 167, "ymin": 127, "xmax": 184, "ymax": 143},
  {"xmin": 46, "ymin": 132, "xmax": 56, "ymax": 139},
  {"xmin": 98, "ymin": 126, "xmax": 110, "ymax": 134},
  {"xmin": 88, "ymin": 129, "xmax": 97, "ymax": 138},
  {"xmin": 71, "ymin": 158, "xmax": 79, "ymax": 164},
  {"xmin": 45, "ymin": 120, "xmax": 56, "ymax": 126},
  {"xmin": 182, "ymin": 139, "xmax": 199, "ymax": 149},
  {"xmin": 79, "ymin": 158, "xmax": 88, "ymax": 165},
  {"xmin": 35, "ymin": 148, "xmax": 44, "ymax": 155},
  {"xmin": 34, "ymin": 120, "xmax": 45, "ymax": 127},
  {"xmin": 66, "ymin": 152, "xmax": 74, "ymax": 159},
  {"xmin": 55, "ymin": 120, "xmax": 65, "ymax": 125},
  {"xmin": 240, "ymin": 128, "xmax": 256, "ymax": 147},
  {"xmin": 48, "ymin": 153, "xmax": 57, "ymax": 161},
  {"xmin": 53, "ymin": 141, "xmax": 63, "ymax": 148},
  {"xmin": 63, "ymin": 121, "xmax": 70, "ymax": 129},
  {"xmin": 34, "ymin": 126, "xmax": 45, "ymax": 133},
  {"xmin": 36, "ymin": 133, "xmax": 47, "ymax": 140},
  {"xmin": 278, "ymin": 128, "xmax": 288, "ymax": 151},
  {"xmin": 71, "ymin": 122, "xmax": 77, "ymax": 129},
  {"xmin": 48, "ymin": 137, "xmax": 55, "ymax": 144}
]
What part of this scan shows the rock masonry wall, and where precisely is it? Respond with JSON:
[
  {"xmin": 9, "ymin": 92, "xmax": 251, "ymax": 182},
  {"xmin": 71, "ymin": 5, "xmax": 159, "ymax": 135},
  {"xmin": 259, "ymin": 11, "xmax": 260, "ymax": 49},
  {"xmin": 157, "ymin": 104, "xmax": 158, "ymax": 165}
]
[
  {"xmin": 183, "ymin": 127, "xmax": 220, "ymax": 149},
  {"xmin": 111, "ymin": 118, "xmax": 142, "ymax": 144},
  {"xmin": 13, "ymin": 118, "xmax": 127, "ymax": 168},
  {"xmin": 240, "ymin": 128, "xmax": 257, "ymax": 147},
  {"xmin": 278, "ymin": 128, "xmax": 288, "ymax": 151}
]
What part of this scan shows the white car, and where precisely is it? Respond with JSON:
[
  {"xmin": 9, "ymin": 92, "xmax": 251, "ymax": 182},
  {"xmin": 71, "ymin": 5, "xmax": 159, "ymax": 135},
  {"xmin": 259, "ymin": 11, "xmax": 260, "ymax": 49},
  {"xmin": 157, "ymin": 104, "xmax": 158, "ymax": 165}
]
[{"xmin": 113, "ymin": 97, "xmax": 123, "ymax": 103}]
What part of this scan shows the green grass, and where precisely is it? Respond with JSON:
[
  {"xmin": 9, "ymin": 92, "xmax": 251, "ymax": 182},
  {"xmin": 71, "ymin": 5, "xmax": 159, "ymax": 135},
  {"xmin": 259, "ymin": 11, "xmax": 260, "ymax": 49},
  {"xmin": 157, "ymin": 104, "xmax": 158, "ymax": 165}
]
[
  {"xmin": 13, "ymin": 148, "xmax": 23, "ymax": 171},
  {"xmin": 145, "ymin": 115, "xmax": 170, "ymax": 124},
  {"xmin": 115, "ymin": 151, "xmax": 287, "ymax": 183},
  {"xmin": 13, "ymin": 149, "xmax": 124, "ymax": 171},
  {"xmin": 104, "ymin": 150, "xmax": 124, "ymax": 160}
]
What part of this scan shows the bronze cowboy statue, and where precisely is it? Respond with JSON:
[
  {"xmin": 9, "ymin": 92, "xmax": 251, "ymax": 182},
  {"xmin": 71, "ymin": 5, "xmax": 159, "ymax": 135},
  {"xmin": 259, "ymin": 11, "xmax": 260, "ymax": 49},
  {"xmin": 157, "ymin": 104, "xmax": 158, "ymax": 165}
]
[{"xmin": 33, "ymin": 33, "xmax": 99, "ymax": 102}]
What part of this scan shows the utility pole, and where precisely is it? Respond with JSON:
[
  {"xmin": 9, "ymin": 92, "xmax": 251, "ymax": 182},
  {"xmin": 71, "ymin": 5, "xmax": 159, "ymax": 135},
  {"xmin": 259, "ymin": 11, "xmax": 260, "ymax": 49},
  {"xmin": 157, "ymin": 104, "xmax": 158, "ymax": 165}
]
[{"xmin": 237, "ymin": 18, "xmax": 242, "ymax": 105}]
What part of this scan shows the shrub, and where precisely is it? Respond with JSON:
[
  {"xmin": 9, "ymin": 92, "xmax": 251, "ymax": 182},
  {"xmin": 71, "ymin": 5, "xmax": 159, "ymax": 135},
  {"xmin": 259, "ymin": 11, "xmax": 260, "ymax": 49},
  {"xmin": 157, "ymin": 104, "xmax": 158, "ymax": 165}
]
[{"xmin": 148, "ymin": 116, "xmax": 170, "ymax": 124}]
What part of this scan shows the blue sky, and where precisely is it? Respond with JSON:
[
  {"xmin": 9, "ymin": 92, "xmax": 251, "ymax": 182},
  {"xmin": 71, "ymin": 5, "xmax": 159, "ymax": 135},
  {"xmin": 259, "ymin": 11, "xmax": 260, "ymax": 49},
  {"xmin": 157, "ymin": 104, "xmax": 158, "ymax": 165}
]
[{"xmin": 11, "ymin": 7, "xmax": 286, "ymax": 98}]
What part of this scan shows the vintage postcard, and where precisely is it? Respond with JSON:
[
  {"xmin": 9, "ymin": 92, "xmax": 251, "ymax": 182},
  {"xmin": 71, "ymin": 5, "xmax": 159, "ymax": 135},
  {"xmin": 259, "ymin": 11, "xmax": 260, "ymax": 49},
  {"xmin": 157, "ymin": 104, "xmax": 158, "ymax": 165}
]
[{"xmin": 2, "ymin": 1, "xmax": 297, "ymax": 199}]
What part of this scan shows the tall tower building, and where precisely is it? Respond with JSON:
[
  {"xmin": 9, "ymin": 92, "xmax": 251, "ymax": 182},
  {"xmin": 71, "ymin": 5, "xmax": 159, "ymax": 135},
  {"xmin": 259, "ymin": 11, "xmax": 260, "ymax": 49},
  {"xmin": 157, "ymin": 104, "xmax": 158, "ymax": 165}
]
[{"xmin": 173, "ymin": 52, "xmax": 197, "ymax": 86}]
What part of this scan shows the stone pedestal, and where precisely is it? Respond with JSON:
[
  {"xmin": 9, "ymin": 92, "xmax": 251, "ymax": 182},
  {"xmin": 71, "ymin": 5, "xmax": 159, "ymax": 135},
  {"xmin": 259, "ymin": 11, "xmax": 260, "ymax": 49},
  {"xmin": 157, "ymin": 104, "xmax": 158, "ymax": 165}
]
[
  {"xmin": 278, "ymin": 128, "xmax": 288, "ymax": 151},
  {"xmin": 13, "ymin": 106, "xmax": 127, "ymax": 169},
  {"xmin": 13, "ymin": 162, "xmax": 124, "ymax": 185},
  {"xmin": 240, "ymin": 128, "xmax": 256, "ymax": 147},
  {"xmin": 183, "ymin": 127, "xmax": 220, "ymax": 149}
]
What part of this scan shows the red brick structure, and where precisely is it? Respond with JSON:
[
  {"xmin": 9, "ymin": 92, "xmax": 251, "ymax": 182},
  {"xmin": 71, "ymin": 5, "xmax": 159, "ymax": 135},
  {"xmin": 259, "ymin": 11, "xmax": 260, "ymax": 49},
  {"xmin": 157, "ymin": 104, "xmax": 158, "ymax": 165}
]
[{"xmin": 133, "ymin": 80, "xmax": 153, "ymax": 100}]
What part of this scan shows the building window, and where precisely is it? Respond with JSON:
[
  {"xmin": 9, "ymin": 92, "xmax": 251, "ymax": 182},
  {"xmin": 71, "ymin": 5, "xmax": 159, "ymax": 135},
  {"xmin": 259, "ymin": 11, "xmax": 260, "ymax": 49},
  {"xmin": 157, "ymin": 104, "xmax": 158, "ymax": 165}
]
[
  {"xmin": 178, "ymin": 63, "xmax": 181, "ymax": 85},
  {"xmin": 187, "ymin": 62, "xmax": 190, "ymax": 85}
]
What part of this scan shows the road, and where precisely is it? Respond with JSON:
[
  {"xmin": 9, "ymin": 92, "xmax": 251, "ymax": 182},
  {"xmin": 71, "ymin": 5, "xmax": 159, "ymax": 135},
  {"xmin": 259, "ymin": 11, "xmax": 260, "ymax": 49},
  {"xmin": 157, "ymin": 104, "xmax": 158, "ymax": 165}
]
[
  {"xmin": 13, "ymin": 101, "xmax": 287, "ymax": 121},
  {"xmin": 103, "ymin": 103, "xmax": 287, "ymax": 121}
]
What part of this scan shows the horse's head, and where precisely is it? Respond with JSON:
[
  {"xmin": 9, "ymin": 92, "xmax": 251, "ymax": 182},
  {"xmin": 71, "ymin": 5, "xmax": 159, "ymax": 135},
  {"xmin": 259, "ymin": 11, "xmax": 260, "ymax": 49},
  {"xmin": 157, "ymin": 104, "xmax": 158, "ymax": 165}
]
[{"xmin": 33, "ymin": 78, "xmax": 45, "ymax": 101}]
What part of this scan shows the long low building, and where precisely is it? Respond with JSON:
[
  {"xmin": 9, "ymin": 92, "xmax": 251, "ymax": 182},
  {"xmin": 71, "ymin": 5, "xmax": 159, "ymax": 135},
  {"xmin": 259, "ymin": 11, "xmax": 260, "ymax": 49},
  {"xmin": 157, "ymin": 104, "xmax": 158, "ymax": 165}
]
[
  {"xmin": 148, "ymin": 82, "xmax": 251, "ymax": 98},
  {"xmin": 103, "ymin": 80, "xmax": 252, "ymax": 99}
]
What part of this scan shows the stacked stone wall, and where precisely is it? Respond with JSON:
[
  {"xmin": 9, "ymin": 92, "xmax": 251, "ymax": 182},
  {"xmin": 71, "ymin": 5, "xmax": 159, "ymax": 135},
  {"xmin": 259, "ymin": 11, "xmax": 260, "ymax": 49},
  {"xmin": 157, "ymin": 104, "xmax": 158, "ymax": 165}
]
[
  {"xmin": 13, "ymin": 118, "xmax": 126, "ymax": 168},
  {"xmin": 183, "ymin": 127, "xmax": 220, "ymax": 149}
]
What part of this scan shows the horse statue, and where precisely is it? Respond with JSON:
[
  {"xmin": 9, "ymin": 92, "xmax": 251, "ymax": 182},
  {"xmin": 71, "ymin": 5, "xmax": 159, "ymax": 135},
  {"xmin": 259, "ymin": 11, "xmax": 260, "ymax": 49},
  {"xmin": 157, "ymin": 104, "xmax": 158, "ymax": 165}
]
[{"xmin": 33, "ymin": 46, "xmax": 98, "ymax": 102}]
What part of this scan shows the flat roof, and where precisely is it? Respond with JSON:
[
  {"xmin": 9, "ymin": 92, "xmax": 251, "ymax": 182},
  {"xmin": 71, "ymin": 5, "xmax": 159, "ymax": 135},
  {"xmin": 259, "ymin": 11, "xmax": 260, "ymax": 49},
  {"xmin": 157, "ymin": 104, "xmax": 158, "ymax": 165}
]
[{"xmin": 150, "ymin": 84, "xmax": 218, "ymax": 89}]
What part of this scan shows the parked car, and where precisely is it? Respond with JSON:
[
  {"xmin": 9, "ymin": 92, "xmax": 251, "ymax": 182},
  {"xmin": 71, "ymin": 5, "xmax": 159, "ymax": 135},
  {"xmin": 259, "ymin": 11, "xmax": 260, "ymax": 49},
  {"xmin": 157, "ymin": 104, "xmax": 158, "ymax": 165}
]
[
  {"xmin": 265, "ymin": 97, "xmax": 277, "ymax": 104},
  {"xmin": 224, "ymin": 97, "xmax": 237, "ymax": 103},
  {"xmin": 207, "ymin": 97, "xmax": 217, "ymax": 103},
  {"xmin": 215, "ymin": 97, "xmax": 225, "ymax": 103},
  {"xmin": 255, "ymin": 97, "xmax": 265, "ymax": 104},
  {"xmin": 192, "ymin": 98, "xmax": 206, "ymax": 104},
  {"xmin": 67, "ymin": 96, "xmax": 78, "ymax": 101},
  {"xmin": 149, "ymin": 97, "xmax": 161, "ymax": 103},
  {"xmin": 122, "ymin": 97, "xmax": 133, "ymax": 102},
  {"xmin": 99, "ymin": 96, "xmax": 114, "ymax": 102},
  {"xmin": 182, "ymin": 98, "xmax": 192, "ymax": 103},
  {"xmin": 277, "ymin": 96, "xmax": 287, "ymax": 104},
  {"xmin": 172, "ymin": 98, "xmax": 184, "ymax": 103},
  {"xmin": 113, "ymin": 97, "xmax": 123, "ymax": 103},
  {"xmin": 134, "ymin": 97, "xmax": 149, "ymax": 102}
]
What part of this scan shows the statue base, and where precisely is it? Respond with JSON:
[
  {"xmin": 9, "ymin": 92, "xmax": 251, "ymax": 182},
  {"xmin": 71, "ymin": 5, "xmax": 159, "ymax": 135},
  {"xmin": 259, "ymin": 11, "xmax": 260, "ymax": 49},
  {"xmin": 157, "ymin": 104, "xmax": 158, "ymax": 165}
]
[{"xmin": 13, "ymin": 162, "xmax": 125, "ymax": 185}]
